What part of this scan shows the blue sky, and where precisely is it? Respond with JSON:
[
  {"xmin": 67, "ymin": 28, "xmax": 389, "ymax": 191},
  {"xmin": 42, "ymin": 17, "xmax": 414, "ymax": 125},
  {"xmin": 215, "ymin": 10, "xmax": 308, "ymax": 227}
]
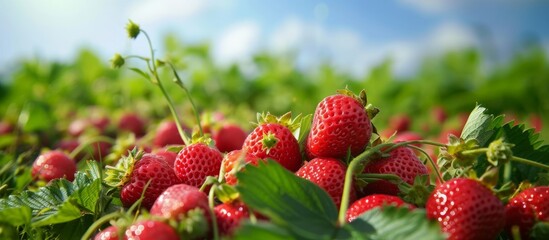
[{"xmin": 1, "ymin": 0, "xmax": 548, "ymax": 76}]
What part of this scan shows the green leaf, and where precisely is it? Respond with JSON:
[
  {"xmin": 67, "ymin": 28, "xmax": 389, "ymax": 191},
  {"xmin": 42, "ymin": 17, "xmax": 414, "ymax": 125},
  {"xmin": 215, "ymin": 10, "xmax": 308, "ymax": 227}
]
[
  {"xmin": 0, "ymin": 205, "xmax": 31, "ymax": 226},
  {"xmin": 531, "ymin": 221, "xmax": 549, "ymax": 240},
  {"xmin": 357, "ymin": 206, "xmax": 445, "ymax": 240},
  {"xmin": 295, "ymin": 114, "xmax": 312, "ymax": 160},
  {"xmin": 236, "ymin": 159, "xmax": 339, "ymax": 239},
  {"xmin": 460, "ymin": 105, "xmax": 504, "ymax": 146},
  {"xmin": 498, "ymin": 124, "xmax": 549, "ymax": 184},
  {"xmin": 234, "ymin": 221, "xmax": 295, "ymax": 240},
  {"xmin": 0, "ymin": 162, "xmax": 103, "ymax": 227},
  {"xmin": 129, "ymin": 67, "xmax": 150, "ymax": 80}
]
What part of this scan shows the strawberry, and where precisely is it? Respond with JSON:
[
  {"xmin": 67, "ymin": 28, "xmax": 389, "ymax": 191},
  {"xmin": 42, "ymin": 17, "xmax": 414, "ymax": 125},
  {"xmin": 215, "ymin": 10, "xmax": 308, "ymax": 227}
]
[
  {"xmin": 174, "ymin": 141, "xmax": 223, "ymax": 187},
  {"xmin": 242, "ymin": 113, "xmax": 302, "ymax": 172},
  {"xmin": 296, "ymin": 157, "xmax": 355, "ymax": 207},
  {"xmin": 153, "ymin": 148, "xmax": 178, "ymax": 168},
  {"xmin": 118, "ymin": 112, "xmax": 146, "ymax": 137},
  {"xmin": 306, "ymin": 90, "xmax": 373, "ymax": 159},
  {"xmin": 214, "ymin": 124, "xmax": 248, "ymax": 153},
  {"xmin": 93, "ymin": 226, "xmax": 119, "ymax": 240},
  {"xmin": 105, "ymin": 151, "xmax": 180, "ymax": 209},
  {"xmin": 31, "ymin": 150, "xmax": 77, "ymax": 182},
  {"xmin": 150, "ymin": 184, "xmax": 210, "ymax": 220},
  {"xmin": 214, "ymin": 201, "xmax": 250, "ymax": 236},
  {"xmin": 0, "ymin": 120, "xmax": 14, "ymax": 135},
  {"xmin": 68, "ymin": 119, "xmax": 90, "ymax": 137},
  {"xmin": 222, "ymin": 150, "xmax": 262, "ymax": 185},
  {"xmin": 431, "ymin": 106, "xmax": 447, "ymax": 124},
  {"xmin": 346, "ymin": 194, "xmax": 413, "ymax": 222},
  {"xmin": 125, "ymin": 220, "xmax": 179, "ymax": 240},
  {"xmin": 426, "ymin": 178, "xmax": 505, "ymax": 240},
  {"xmin": 361, "ymin": 146, "xmax": 428, "ymax": 196},
  {"xmin": 153, "ymin": 120, "xmax": 187, "ymax": 148},
  {"xmin": 389, "ymin": 114, "xmax": 411, "ymax": 133},
  {"xmin": 505, "ymin": 186, "xmax": 549, "ymax": 240}
]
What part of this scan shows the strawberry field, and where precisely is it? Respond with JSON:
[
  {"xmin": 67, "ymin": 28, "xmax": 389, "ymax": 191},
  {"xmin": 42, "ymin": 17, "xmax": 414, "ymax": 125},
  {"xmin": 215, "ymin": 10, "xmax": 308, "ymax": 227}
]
[{"xmin": 0, "ymin": 21, "xmax": 549, "ymax": 240}]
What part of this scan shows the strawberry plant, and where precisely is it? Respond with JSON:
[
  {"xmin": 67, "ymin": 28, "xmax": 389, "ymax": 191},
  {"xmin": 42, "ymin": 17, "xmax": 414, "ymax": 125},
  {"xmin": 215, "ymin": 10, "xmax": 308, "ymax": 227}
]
[{"xmin": 0, "ymin": 20, "xmax": 547, "ymax": 240}]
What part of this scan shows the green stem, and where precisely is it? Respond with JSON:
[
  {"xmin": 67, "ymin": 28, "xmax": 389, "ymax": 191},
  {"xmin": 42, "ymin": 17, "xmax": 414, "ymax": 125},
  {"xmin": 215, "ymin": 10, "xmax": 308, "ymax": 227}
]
[
  {"xmin": 80, "ymin": 211, "xmax": 121, "ymax": 240},
  {"xmin": 205, "ymin": 155, "xmax": 226, "ymax": 240},
  {"xmin": 503, "ymin": 161, "xmax": 512, "ymax": 183},
  {"xmin": 459, "ymin": 148, "xmax": 488, "ymax": 156},
  {"xmin": 338, "ymin": 143, "xmax": 389, "ymax": 225},
  {"xmin": 408, "ymin": 145, "xmax": 444, "ymax": 183},
  {"xmin": 357, "ymin": 173, "xmax": 402, "ymax": 182},
  {"xmin": 168, "ymin": 62, "xmax": 203, "ymax": 136},
  {"xmin": 512, "ymin": 156, "xmax": 549, "ymax": 171},
  {"xmin": 141, "ymin": 30, "xmax": 190, "ymax": 145}
]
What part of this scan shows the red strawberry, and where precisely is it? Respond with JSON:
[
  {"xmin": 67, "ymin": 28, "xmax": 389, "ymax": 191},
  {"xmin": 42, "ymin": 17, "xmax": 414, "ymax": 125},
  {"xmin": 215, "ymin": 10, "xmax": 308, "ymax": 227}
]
[
  {"xmin": 174, "ymin": 142, "xmax": 223, "ymax": 187},
  {"xmin": 105, "ymin": 151, "xmax": 180, "ymax": 209},
  {"xmin": 118, "ymin": 112, "xmax": 146, "ymax": 137},
  {"xmin": 426, "ymin": 178, "xmax": 505, "ymax": 240},
  {"xmin": 153, "ymin": 120, "xmax": 187, "ymax": 147},
  {"xmin": 306, "ymin": 90, "xmax": 373, "ymax": 159},
  {"xmin": 150, "ymin": 184, "xmax": 210, "ymax": 221},
  {"xmin": 68, "ymin": 119, "xmax": 89, "ymax": 137},
  {"xmin": 361, "ymin": 146, "xmax": 428, "ymax": 196},
  {"xmin": 389, "ymin": 114, "xmax": 411, "ymax": 133},
  {"xmin": 31, "ymin": 150, "xmax": 77, "ymax": 182},
  {"xmin": 242, "ymin": 113, "xmax": 302, "ymax": 172},
  {"xmin": 214, "ymin": 124, "xmax": 248, "ymax": 153},
  {"xmin": 346, "ymin": 194, "xmax": 413, "ymax": 222},
  {"xmin": 431, "ymin": 106, "xmax": 447, "ymax": 124},
  {"xmin": 222, "ymin": 150, "xmax": 262, "ymax": 185},
  {"xmin": 125, "ymin": 220, "xmax": 179, "ymax": 240},
  {"xmin": 296, "ymin": 157, "xmax": 355, "ymax": 207},
  {"xmin": 94, "ymin": 226, "xmax": 119, "ymax": 240},
  {"xmin": 154, "ymin": 148, "xmax": 178, "ymax": 168},
  {"xmin": 214, "ymin": 202, "xmax": 250, "ymax": 236},
  {"xmin": 505, "ymin": 186, "xmax": 549, "ymax": 240},
  {"xmin": 0, "ymin": 120, "xmax": 14, "ymax": 135}
]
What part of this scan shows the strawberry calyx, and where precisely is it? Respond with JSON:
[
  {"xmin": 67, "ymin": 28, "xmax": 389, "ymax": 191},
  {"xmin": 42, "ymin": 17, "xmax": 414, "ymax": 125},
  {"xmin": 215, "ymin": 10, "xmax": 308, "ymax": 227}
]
[
  {"xmin": 190, "ymin": 131, "xmax": 215, "ymax": 147},
  {"xmin": 169, "ymin": 208, "xmax": 209, "ymax": 239},
  {"xmin": 255, "ymin": 112, "xmax": 301, "ymax": 132},
  {"xmin": 487, "ymin": 138, "xmax": 514, "ymax": 166},
  {"xmin": 104, "ymin": 148, "xmax": 144, "ymax": 188},
  {"xmin": 336, "ymin": 88, "xmax": 379, "ymax": 120},
  {"xmin": 398, "ymin": 175, "xmax": 434, "ymax": 207},
  {"xmin": 261, "ymin": 132, "xmax": 279, "ymax": 153}
]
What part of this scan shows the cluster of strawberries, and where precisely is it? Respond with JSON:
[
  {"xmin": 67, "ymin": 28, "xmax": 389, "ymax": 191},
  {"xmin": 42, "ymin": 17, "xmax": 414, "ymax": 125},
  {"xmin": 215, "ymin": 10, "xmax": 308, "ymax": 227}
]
[{"xmin": 29, "ymin": 89, "xmax": 548, "ymax": 240}]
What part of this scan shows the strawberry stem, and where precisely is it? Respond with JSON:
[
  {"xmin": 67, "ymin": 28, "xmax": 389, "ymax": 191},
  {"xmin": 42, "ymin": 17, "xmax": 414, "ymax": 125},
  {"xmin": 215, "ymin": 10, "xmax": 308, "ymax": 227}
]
[
  {"xmin": 80, "ymin": 211, "xmax": 122, "ymax": 240},
  {"xmin": 511, "ymin": 156, "xmax": 549, "ymax": 171},
  {"xmin": 168, "ymin": 62, "xmax": 204, "ymax": 137},
  {"xmin": 338, "ymin": 143, "xmax": 389, "ymax": 225},
  {"xmin": 407, "ymin": 145, "xmax": 444, "ymax": 183},
  {"xmin": 138, "ymin": 29, "xmax": 191, "ymax": 145}
]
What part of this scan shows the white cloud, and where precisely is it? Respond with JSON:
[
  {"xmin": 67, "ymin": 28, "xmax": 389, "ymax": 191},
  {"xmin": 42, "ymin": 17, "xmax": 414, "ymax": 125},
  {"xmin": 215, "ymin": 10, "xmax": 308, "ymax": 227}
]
[
  {"xmin": 128, "ymin": 0, "xmax": 211, "ymax": 24},
  {"xmin": 267, "ymin": 18, "xmax": 482, "ymax": 77},
  {"xmin": 213, "ymin": 21, "xmax": 261, "ymax": 65}
]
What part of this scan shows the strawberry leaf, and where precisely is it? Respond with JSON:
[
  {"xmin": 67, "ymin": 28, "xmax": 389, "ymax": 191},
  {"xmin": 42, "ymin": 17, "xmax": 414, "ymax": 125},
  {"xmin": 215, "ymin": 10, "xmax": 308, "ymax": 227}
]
[
  {"xmin": 460, "ymin": 105, "xmax": 504, "ymax": 146},
  {"xmin": 531, "ymin": 222, "xmax": 549, "ymax": 240},
  {"xmin": 236, "ymin": 159, "xmax": 342, "ymax": 239},
  {"xmin": 0, "ymin": 161, "xmax": 103, "ymax": 227},
  {"xmin": 356, "ymin": 206, "xmax": 445, "ymax": 240},
  {"xmin": 0, "ymin": 205, "xmax": 31, "ymax": 226},
  {"xmin": 234, "ymin": 221, "xmax": 295, "ymax": 240}
]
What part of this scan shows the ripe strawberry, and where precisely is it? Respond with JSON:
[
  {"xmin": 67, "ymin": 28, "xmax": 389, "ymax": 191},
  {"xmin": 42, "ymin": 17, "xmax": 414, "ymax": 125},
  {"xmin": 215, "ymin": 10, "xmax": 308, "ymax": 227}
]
[
  {"xmin": 222, "ymin": 150, "xmax": 262, "ymax": 185},
  {"xmin": 94, "ymin": 226, "xmax": 119, "ymax": 240},
  {"xmin": 118, "ymin": 112, "xmax": 146, "ymax": 137},
  {"xmin": 150, "ymin": 184, "xmax": 209, "ymax": 221},
  {"xmin": 505, "ymin": 186, "xmax": 549, "ymax": 240},
  {"xmin": 174, "ymin": 141, "xmax": 223, "ymax": 187},
  {"xmin": 31, "ymin": 150, "xmax": 77, "ymax": 182},
  {"xmin": 296, "ymin": 157, "xmax": 355, "ymax": 207},
  {"xmin": 214, "ymin": 202, "xmax": 250, "ymax": 236},
  {"xmin": 214, "ymin": 124, "xmax": 248, "ymax": 153},
  {"xmin": 0, "ymin": 120, "xmax": 14, "ymax": 135},
  {"xmin": 306, "ymin": 90, "xmax": 373, "ymax": 159},
  {"xmin": 361, "ymin": 146, "xmax": 428, "ymax": 196},
  {"xmin": 154, "ymin": 148, "xmax": 178, "ymax": 168},
  {"xmin": 389, "ymin": 114, "xmax": 411, "ymax": 133},
  {"xmin": 68, "ymin": 119, "xmax": 89, "ymax": 137},
  {"xmin": 153, "ymin": 120, "xmax": 187, "ymax": 148},
  {"xmin": 125, "ymin": 220, "xmax": 179, "ymax": 240},
  {"xmin": 242, "ymin": 113, "xmax": 302, "ymax": 172},
  {"xmin": 426, "ymin": 178, "xmax": 505, "ymax": 240},
  {"xmin": 105, "ymin": 151, "xmax": 180, "ymax": 209},
  {"xmin": 431, "ymin": 106, "xmax": 447, "ymax": 124},
  {"xmin": 346, "ymin": 194, "xmax": 413, "ymax": 222}
]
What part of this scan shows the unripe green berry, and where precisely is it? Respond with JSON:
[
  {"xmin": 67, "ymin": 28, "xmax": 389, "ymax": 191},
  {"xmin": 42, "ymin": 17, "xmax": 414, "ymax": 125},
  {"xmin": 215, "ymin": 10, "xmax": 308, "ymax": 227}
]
[{"xmin": 126, "ymin": 20, "xmax": 140, "ymax": 39}]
